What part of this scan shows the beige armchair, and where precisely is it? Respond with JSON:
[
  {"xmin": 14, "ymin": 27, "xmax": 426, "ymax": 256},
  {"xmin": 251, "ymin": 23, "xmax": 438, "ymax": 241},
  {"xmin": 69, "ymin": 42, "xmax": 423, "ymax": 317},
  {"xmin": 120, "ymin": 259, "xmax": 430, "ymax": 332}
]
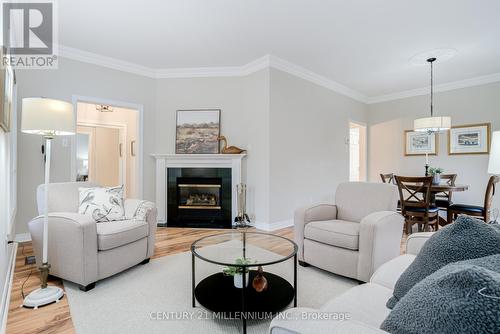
[
  {"xmin": 28, "ymin": 182, "xmax": 157, "ymax": 291},
  {"xmin": 295, "ymin": 182, "xmax": 403, "ymax": 282}
]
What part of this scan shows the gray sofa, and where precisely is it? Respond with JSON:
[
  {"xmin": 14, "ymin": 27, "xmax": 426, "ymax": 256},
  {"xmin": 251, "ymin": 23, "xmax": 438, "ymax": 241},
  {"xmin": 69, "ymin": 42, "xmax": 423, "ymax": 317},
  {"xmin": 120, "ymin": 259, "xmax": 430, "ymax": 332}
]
[
  {"xmin": 28, "ymin": 182, "xmax": 157, "ymax": 291},
  {"xmin": 295, "ymin": 182, "xmax": 403, "ymax": 282},
  {"xmin": 270, "ymin": 232, "xmax": 433, "ymax": 334}
]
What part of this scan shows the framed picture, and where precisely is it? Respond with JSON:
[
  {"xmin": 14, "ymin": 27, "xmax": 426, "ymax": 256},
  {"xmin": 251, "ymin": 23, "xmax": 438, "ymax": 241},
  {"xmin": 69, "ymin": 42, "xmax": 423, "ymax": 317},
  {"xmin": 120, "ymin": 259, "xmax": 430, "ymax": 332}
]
[
  {"xmin": 0, "ymin": 46, "xmax": 15, "ymax": 132},
  {"xmin": 448, "ymin": 123, "xmax": 491, "ymax": 155},
  {"xmin": 175, "ymin": 109, "xmax": 221, "ymax": 154},
  {"xmin": 404, "ymin": 130, "xmax": 438, "ymax": 156}
]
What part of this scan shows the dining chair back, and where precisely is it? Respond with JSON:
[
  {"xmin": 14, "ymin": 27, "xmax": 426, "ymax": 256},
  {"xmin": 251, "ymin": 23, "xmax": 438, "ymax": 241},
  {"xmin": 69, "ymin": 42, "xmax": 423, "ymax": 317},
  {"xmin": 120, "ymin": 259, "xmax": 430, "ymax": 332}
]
[
  {"xmin": 395, "ymin": 175, "xmax": 439, "ymax": 234},
  {"xmin": 380, "ymin": 173, "xmax": 395, "ymax": 184},
  {"xmin": 447, "ymin": 175, "xmax": 500, "ymax": 224},
  {"xmin": 483, "ymin": 175, "xmax": 500, "ymax": 222}
]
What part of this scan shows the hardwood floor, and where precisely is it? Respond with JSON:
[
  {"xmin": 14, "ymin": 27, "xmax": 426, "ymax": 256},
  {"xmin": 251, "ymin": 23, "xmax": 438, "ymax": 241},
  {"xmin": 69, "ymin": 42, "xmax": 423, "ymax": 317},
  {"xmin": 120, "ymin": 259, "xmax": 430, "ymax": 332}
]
[
  {"xmin": 5, "ymin": 227, "xmax": 293, "ymax": 334},
  {"xmin": 6, "ymin": 226, "xmax": 404, "ymax": 334}
]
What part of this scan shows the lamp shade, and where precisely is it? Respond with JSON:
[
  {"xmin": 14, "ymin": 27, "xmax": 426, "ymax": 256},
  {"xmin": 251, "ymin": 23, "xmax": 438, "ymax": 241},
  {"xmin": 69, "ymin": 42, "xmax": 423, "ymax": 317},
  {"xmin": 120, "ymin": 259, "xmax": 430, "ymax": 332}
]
[
  {"xmin": 21, "ymin": 97, "xmax": 74, "ymax": 136},
  {"xmin": 488, "ymin": 131, "xmax": 500, "ymax": 174},
  {"xmin": 414, "ymin": 116, "xmax": 451, "ymax": 132}
]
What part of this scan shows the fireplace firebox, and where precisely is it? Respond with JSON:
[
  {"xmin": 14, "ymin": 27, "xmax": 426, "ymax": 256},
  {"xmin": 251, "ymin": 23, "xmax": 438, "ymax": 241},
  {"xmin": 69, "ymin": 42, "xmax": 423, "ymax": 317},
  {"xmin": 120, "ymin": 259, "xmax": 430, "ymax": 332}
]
[{"xmin": 167, "ymin": 168, "xmax": 232, "ymax": 228}]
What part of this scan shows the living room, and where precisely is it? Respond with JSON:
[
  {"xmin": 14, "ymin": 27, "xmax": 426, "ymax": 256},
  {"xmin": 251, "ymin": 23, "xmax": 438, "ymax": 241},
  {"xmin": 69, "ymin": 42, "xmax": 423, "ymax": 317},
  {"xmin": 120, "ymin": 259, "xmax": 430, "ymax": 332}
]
[{"xmin": 0, "ymin": 1, "xmax": 499, "ymax": 333}]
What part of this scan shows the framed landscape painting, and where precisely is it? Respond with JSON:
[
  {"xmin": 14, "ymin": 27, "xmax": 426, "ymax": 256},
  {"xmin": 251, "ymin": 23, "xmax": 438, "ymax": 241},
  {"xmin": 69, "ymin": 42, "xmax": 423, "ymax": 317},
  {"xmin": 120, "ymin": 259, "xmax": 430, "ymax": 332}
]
[
  {"xmin": 404, "ymin": 130, "xmax": 438, "ymax": 156},
  {"xmin": 175, "ymin": 109, "xmax": 221, "ymax": 154},
  {"xmin": 448, "ymin": 123, "xmax": 490, "ymax": 155}
]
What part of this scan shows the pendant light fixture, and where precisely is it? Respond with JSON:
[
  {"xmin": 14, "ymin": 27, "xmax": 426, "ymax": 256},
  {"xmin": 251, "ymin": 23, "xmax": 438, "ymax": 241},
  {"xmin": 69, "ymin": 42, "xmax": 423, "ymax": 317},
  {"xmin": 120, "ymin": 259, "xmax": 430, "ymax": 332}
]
[{"xmin": 414, "ymin": 57, "xmax": 451, "ymax": 133}]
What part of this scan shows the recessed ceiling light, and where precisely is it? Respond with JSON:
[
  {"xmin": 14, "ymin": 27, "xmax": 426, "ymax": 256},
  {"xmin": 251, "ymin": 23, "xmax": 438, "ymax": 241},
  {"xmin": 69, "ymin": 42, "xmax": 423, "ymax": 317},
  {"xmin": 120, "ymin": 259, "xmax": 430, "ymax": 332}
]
[{"xmin": 409, "ymin": 48, "xmax": 457, "ymax": 66}]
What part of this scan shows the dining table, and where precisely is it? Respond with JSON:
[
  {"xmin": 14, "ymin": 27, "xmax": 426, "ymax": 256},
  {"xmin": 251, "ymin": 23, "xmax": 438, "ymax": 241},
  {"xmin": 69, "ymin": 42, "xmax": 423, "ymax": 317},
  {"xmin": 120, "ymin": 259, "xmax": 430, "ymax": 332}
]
[
  {"xmin": 405, "ymin": 183, "xmax": 469, "ymax": 203},
  {"xmin": 405, "ymin": 182, "xmax": 469, "ymax": 225}
]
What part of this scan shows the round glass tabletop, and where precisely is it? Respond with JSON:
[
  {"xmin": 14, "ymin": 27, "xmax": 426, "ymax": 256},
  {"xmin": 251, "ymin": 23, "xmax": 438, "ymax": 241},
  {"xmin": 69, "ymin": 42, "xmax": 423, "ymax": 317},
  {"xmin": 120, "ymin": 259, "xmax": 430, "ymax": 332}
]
[{"xmin": 191, "ymin": 231, "xmax": 298, "ymax": 267}]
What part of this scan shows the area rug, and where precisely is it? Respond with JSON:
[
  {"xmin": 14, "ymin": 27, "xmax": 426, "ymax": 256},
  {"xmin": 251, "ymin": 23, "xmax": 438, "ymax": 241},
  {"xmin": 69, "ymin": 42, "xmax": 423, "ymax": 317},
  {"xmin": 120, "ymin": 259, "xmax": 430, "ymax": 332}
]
[{"xmin": 64, "ymin": 246, "xmax": 356, "ymax": 334}]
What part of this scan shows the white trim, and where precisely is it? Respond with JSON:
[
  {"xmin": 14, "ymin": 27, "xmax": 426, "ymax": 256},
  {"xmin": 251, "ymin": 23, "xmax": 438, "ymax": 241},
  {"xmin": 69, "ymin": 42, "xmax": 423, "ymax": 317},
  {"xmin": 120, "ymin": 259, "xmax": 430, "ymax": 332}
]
[
  {"xmin": 155, "ymin": 55, "xmax": 271, "ymax": 78},
  {"xmin": 367, "ymin": 72, "xmax": 500, "ymax": 104},
  {"xmin": 1, "ymin": 243, "xmax": 17, "ymax": 334},
  {"xmin": 58, "ymin": 45, "xmax": 500, "ymax": 105},
  {"xmin": 268, "ymin": 56, "xmax": 368, "ymax": 103},
  {"xmin": 70, "ymin": 96, "xmax": 144, "ymax": 199},
  {"xmin": 59, "ymin": 45, "xmax": 157, "ymax": 78},
  {"xmin": 151, "ymin": 154, "xmax": 246, "ymax": 225},
  {"xmin": 14, "ymin": 233, "xmax": 31, "ymax": 243},
  {"xmin": 254, "ymin": 219, "xmax": 294, "ymax": 232},
  {"xmin": 57, "ymin": 45, "xmax": 368, "ymax": 102}
]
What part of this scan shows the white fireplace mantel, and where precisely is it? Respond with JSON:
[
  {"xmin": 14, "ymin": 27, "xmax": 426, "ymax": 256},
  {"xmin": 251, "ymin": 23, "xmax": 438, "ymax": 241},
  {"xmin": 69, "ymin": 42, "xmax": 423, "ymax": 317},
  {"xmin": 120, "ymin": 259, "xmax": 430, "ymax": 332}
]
[{"xmin": 151, "ymin": 153, "xmax": 247, "ymax": 225}]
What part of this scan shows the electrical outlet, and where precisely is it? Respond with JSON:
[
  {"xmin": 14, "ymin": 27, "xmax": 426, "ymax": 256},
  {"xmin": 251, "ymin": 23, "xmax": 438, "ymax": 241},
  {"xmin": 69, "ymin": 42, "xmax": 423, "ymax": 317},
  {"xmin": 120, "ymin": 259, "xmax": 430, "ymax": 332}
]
[{"xmin": 25, "ymin": 255, "xmax": 36, "ymax": 265}]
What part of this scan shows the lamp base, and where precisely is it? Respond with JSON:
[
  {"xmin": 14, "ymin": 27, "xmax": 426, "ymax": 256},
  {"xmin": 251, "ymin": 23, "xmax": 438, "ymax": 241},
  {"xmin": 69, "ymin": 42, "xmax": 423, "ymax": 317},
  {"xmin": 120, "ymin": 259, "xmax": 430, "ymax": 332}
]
[{"xmin": 22, "ymin": 286, "xmax": 64, "ymax": 309}]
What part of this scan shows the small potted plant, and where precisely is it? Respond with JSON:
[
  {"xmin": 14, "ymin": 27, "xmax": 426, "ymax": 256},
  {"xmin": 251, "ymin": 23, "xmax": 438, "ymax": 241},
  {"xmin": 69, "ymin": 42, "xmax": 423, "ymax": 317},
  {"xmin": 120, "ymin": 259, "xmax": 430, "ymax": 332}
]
[
  {"xmin": 428, "ymin": 167, "xmax": 444, "ymax": 185},
  {"xmin": 223, "ymin": 258, "xmax": 253, "ymax": 288}
]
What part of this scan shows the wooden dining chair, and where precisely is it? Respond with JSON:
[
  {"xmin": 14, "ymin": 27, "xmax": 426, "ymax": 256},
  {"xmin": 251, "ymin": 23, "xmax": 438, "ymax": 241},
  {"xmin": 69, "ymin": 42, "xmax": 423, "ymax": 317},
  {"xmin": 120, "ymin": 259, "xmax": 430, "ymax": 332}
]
[
  {"xmin": 380, "ymin": 173, "xmax": 396, "ymax": 184},
  {"xmin": 395, "ymin": 176, "xmax": 439, "ymax": 234},
  {"xmin": 447, "ymin": 175, "xmax": 500, "ymax": 224},
  {"xmin": 434, "ymin": 174, "xmax": 457, "ymax": 223}
]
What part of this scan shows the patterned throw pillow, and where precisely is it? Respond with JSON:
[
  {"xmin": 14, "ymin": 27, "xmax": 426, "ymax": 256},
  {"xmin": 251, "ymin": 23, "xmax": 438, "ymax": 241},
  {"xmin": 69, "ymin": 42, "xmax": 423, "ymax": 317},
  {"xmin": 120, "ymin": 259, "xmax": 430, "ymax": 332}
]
[
  {"xmin": 79, "ymin": 186, "xmax": 125, "ymax": 222},
  {"xmin": 132, "ymin": 201, "xmax": 155, "ymax": 221}
]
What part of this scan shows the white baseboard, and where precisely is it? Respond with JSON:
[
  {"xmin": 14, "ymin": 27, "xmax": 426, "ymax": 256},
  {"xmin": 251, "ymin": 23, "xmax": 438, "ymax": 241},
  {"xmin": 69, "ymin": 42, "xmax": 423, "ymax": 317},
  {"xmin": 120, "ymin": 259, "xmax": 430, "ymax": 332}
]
[
  {"xmin": 1, "ymin": 242, "xmax": 17, "ymax": 334},
  {"xmin": 253, "ymin": 219, "xmax": 293, "ymax": 231},
  {"xmin": 14, "ymin": 233, "xmax": 31, "ymax": 243}
]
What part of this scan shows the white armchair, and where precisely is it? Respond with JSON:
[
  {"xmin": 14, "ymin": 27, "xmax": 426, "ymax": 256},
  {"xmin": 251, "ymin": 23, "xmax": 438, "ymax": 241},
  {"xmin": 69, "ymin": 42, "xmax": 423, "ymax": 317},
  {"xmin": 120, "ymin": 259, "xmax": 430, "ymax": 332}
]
[
  {"xmin": 295, "ymin": 182, "xmax": 403, "ymax": 282},
  {"xmin": 28, "ymin": 182, "xmax": 157, "ymax": 291}
]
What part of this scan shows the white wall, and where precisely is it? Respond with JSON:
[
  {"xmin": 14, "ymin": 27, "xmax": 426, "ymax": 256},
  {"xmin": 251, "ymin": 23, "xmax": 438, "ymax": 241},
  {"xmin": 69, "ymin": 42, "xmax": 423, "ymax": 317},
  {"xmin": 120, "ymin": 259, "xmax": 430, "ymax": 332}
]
[
  {"xmin": 15, "ymin": 58, "xmax": 156, "ymax": 234},
  {"xmin": 268, "ymin": 69, "xmax": 368, "ymax": 225},
  {"xmin": 154, "ymin": 69, "xmax": 271, "ymax": 223},
  {"xmin": 368, "ymin": 82, "xmax": 500, "ymax": 210}
]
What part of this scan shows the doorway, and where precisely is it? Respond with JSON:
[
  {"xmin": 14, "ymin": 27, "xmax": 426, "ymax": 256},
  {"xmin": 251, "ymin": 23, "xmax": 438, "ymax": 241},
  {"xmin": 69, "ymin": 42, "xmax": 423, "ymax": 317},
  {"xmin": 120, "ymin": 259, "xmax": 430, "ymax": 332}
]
[
  {"xmin": 349, "ymin": 122, "xmax": 367, "ymax": 182},
  {"xmin": 73, "ymin": 101, "xmax": 140, "ymax": 198}
]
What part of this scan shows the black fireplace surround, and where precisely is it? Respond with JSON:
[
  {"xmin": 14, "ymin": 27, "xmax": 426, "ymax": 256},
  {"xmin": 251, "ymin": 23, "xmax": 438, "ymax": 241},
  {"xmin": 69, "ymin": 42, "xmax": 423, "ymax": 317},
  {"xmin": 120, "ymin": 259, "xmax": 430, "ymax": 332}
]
[{"xmin": 167, "ymin": 168, "xmax": 232, "ymax": 228}]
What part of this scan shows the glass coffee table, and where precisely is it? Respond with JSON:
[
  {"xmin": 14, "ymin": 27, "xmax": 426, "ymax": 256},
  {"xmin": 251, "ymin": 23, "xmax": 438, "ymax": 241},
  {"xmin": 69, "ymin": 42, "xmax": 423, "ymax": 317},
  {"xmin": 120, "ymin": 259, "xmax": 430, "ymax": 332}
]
[{"xmin": 191, "ymin": 231, "xmax": 298, "ymax": 334}]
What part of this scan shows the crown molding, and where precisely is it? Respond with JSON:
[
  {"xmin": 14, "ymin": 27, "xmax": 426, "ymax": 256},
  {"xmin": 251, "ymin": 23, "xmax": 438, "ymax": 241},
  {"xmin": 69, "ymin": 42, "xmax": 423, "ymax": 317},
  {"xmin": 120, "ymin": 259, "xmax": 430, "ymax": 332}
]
[
  {"xmin": 367, "ymin": 72, "xmax": 500, "ymax": 104},
  {"xmin": 57, "ymin": 45, "xmax": 368, "ymax": 102},
  {"xmin": 155, "ymin": 55, "xmax": 271, "ymax": 78},
  {"xmin": 59, "ymin": 45, "xmax": 157, "ymax": 78},
  {"xmin": 268, "ymin": 56, "xmax": 368, "ymax": 103},
  {"xmin": 58, "ymin": 45, "xmax": 500, "ymax": 105}
]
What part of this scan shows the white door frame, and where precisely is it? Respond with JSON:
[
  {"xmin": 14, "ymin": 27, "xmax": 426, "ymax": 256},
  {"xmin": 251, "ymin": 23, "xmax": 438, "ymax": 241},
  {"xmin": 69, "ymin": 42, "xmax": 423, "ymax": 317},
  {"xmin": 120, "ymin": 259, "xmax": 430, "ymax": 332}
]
[
  {"xmin": 348, "ymin": 120, "xmax": 368, "ymax": 182},
  {"xmin": 70, "ymin": 95, "xmax": 144, "ymax": 198}
]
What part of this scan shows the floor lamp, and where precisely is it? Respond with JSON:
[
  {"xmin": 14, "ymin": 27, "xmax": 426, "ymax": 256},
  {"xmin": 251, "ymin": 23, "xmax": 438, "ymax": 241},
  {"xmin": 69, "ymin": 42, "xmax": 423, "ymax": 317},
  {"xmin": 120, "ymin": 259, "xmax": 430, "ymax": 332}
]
[{"xmin": 21, "ymin": 97, "xmax": 75, "ymax": 308}]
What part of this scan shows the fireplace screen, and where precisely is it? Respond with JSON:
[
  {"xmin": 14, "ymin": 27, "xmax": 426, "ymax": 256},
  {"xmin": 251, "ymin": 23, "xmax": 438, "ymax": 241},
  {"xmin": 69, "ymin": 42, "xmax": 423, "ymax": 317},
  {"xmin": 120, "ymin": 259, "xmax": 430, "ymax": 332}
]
[{"xmin": 178, "ymin": 184, "xmax": 221, "ymax": 209}]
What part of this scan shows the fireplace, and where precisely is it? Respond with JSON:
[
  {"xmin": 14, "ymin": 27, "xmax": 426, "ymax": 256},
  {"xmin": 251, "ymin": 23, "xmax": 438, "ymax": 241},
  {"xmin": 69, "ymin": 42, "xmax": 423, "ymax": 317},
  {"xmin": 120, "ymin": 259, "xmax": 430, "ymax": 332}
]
[
  {"xmin": 167, "ymin": 168, "xmax": 232, "ymax": 228},
  {"xmin": 178, "ymin": 180, "xmax": 221, "ymax": 210}
]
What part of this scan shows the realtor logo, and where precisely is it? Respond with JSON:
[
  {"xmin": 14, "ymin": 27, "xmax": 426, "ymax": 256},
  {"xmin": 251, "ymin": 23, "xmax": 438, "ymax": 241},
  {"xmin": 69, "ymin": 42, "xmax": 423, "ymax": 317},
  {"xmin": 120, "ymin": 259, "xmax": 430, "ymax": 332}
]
[{"xmin": 1, "ymin": 0, "xmax": 58, "ymax": 68}]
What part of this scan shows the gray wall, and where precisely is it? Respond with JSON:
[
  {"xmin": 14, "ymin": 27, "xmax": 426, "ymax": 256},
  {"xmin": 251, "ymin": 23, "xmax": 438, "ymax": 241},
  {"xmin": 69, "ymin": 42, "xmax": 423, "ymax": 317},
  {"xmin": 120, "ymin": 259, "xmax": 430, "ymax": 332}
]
[
  {"xmin": 16, "ymin": 58, "xmax": 156, "ymax": 233},
  {"xmin": 269, "ymin": 69, "xmax": 368, "ymax": 225},
  {"xmin": 154, "ymin": 69, "xmax": 271, "ymax": 223},
  {"xmin": 367, "ymin": 82, "xmax": 500, "ymax": 210}
]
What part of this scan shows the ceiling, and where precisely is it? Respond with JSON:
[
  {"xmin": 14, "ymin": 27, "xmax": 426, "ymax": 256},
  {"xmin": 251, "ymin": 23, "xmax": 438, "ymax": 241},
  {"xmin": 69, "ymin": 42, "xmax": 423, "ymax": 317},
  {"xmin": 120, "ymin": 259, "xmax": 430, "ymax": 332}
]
[{"xmin": 59, "ymin": 0, "xmax": 500, "ymax": 99}]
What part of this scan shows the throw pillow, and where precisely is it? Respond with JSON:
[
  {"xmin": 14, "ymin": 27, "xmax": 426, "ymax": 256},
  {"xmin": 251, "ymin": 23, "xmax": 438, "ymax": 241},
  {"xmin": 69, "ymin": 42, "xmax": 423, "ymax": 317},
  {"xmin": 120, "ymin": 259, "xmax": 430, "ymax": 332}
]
[
  {"xmin": 387, "ymin": 215, "xmax": 500, "ymax": 308},
  {"xmin": 132, "ymin": 201, "xmax": 155, "ymax": 221},
  {"xmin": 381, "ymin": 254, "xmax": 500, "ymax": 334},
  {"xmin": 79, "ymin": 185, "xmax": 125, "ymax": 222}
]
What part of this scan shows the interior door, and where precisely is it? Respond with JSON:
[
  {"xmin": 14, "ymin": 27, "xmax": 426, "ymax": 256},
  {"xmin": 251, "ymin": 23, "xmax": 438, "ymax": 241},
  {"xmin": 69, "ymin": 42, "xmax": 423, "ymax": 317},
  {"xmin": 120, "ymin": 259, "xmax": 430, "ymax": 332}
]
[{"xmin": 94, "ymin": 127, "xmax": 121, "ymax": 187}]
